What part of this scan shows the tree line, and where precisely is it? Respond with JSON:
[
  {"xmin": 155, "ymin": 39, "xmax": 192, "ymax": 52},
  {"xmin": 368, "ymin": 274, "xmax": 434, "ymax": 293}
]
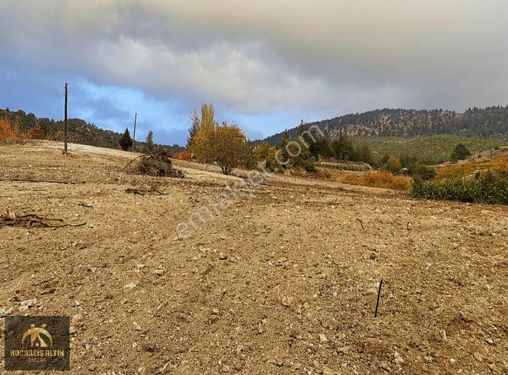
[{"xmin": 264, "ymin": 106, "xmax": 508, "ymax": 145}]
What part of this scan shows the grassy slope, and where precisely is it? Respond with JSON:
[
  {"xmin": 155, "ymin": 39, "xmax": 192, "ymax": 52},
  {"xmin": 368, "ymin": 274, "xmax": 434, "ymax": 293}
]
[{"xmin": 360, "ymin": 134, "xmax": 508, "ymax": 165}]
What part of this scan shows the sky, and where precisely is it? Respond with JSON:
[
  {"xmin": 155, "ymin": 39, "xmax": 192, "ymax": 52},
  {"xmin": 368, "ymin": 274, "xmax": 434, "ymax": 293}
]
[{"xmin": 1, "ymin": 1, "xmax": 507, "ymax": 145}]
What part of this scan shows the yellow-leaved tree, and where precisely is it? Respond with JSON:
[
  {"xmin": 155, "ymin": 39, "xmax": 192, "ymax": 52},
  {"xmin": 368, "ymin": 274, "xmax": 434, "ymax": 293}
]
[
  {"xmin": 188, "ymin": 102, "xmax": 251, "ymax": 174},
  {"xmin": 212, "ymin": 123, "xmax": 249, "ymax": 175},
  {"xmin": 190, "ymin": 103, "xmax": 216, "ymax": 163}
]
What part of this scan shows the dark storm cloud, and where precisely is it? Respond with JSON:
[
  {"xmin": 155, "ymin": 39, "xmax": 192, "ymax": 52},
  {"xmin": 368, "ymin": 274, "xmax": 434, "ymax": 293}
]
[{"xmin": 0, "ymin": 0, "xmax": 507, "ymax": 142}]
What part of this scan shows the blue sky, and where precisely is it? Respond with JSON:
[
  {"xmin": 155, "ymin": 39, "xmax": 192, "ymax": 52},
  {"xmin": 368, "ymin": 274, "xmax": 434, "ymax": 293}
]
[{"xmin": 1, "ymin": 1, "xmax": 507, "ymax": 145}]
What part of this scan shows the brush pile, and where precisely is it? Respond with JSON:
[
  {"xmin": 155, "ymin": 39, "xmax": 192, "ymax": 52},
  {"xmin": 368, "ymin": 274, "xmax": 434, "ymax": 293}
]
[{"xmin": 125, "ymin": 149, "xmax": 184, "ymax": 178}]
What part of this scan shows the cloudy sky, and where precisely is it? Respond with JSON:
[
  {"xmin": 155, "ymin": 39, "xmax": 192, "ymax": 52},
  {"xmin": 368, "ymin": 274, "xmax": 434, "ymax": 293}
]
[{"xmin": 1, "ymin": 1, "xmax": 507, "ymax": 145}]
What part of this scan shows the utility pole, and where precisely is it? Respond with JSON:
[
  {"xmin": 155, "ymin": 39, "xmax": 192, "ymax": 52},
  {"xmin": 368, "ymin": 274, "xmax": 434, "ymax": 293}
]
[
  {"xmin": 132, "ymin": 112, "xmax": 137, "ymax": 151},
  {"xmin": 64, "ymin": 83, "xmax": 68, "ymax": 154}
]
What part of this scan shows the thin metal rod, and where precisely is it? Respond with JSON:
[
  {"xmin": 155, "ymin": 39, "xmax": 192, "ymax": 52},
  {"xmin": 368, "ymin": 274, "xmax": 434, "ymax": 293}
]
[
  {"xmin": 64, "ymin": 83, "xmax": 68, "ymax": 154},
  {"xmin": 374, "ymin": 279, "xmax": 383, "ymax": 318}
]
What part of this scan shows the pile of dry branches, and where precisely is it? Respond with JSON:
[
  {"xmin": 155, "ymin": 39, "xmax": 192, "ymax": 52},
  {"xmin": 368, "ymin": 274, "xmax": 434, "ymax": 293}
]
[
  {"xmin": 124, "ymin": 149, "xmax": 184, "ymax": 178},
  {"xmin": 0, "ymin": 210, "xmax": 86, "ymax": 228}
]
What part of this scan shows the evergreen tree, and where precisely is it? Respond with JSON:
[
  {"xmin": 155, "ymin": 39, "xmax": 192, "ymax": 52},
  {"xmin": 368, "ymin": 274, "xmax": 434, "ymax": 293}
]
[
  {"xmin": 144, "ymin": 130, "xmax": 155, "ymax": 154},
  {"xmin": 332, "ymin": 132, "xmax": 354, "ymax": 160},
  {"xmin": 119, "ymin": 128, "xmax": 133, "ymax": 151},
  {"xmin": 356, "ymin": 143, "xmax": 375, "ymax": 165},
  {"xmin": 186, "ymin": 109, "xmax": 200, "ymax": 150}
]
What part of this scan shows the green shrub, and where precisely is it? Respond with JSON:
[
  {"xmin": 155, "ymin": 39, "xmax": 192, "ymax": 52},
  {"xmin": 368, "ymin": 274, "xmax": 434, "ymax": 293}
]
[
  {"xmin": 302, "ymin": 159, "xmax": 316, "ymax": 172},
  {"xmin": 412, "ymin": 172, "xmax": 508, "ymax": 205},
  {"xmin": 264, "ymin": 155, "xmax": 283, "ymax": 173},
  {"xmin": 450, "ymin": 143, "xmax": 472, "ymax": 162},
  {"xmin": 409, "ymin": 164, "xmax": 437, "ymax": 180},
  {"xmin": 385, "ymin": 156, "xmax": 402, "ymax": 174}
]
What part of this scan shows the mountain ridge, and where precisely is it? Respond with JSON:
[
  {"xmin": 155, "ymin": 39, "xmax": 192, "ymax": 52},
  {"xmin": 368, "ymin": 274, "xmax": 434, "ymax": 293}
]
[{"xmin": 262, "ymin": 106, "xmax": 508, "ymax": 145}]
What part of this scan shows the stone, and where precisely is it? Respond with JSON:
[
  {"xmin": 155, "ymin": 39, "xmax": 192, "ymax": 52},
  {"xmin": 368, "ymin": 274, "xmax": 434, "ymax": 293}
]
[
  {"xmin": 0, "ymin": 307, "xmax": 14, "ymax": 317},
  {"xmin": 473, "ymin": 352, "xmax": 484, "ymax": 362},
  {"xmin": 379, "ymin": 361, "xmax": 391, "ymax": 372},
  {"xmin": 19, "ymin": 298, "xmax": 37, "ymax": 311},
  {"xmin": 280, "ymin": 296, "xmax": 292, "ymax": 307},
  {"xmin": 125, "ymin": 282, "xmax": 137, "ymax": 290},
  {"xmin": 319, "ymin": 333, "xmax": 328, "ymax": 343},
  {"xmin": 394, "ymin": 351, "xmax": 404, "ymax": 365},
  {"xmin": 337, "ymin": 346, "xmax": 351, "ymax": 355},
  {"xmin": 142, "ymin": 343, "xmax": 158, "ymax": 353}
]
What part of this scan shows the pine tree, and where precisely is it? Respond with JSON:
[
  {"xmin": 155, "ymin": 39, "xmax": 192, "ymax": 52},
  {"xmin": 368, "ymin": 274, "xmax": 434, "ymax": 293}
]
[
  {"xmin": 332, "ymin": 131, "xmax": 354, "ymax": 160},
  {"xmin": 186, "ymin": 109, "xmax": 200, "ymax": 150},
  {"xmin": 144, "ymin": 130, "xmax": 155, "ymax": 154},
  {"xmin": 119, "ymin": 128, "xmax": 133, "ymax": 151}
]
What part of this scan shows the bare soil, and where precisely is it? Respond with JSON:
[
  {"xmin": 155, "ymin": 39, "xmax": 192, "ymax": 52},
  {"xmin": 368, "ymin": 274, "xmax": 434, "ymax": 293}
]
[{"xmin": 1, "ymin": 141, "xmax": 507, "ymax": 375}]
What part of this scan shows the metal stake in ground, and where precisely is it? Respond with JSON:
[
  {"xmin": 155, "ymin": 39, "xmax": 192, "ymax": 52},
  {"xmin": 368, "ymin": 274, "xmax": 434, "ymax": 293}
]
[
  {"xmin": 374, "ymin": 279, "xmax": 383, "ymax": 318},
  {"xmin": 64, "ymin": 83, "xmax": 68, "ymax": 155}
]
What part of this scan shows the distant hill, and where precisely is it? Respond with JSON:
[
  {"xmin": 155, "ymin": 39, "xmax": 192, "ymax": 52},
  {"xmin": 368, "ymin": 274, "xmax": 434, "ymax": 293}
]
[
  {"xmin": 0, "ymin": 108, "xmax": 184, "ymax": 154},
  {"xmin": 263, "ymin": 106, "xmax": 508, "ymax": 145}
]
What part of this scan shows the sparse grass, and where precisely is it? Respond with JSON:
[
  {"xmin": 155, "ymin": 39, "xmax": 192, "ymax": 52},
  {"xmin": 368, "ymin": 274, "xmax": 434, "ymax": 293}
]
[
  {"xmin": 289, "ymin": 167, "xmax": 330, "ymax": 180},
  {"xmin": 339, "ymin": 170, "xmax": 412, "ymax": 191}
]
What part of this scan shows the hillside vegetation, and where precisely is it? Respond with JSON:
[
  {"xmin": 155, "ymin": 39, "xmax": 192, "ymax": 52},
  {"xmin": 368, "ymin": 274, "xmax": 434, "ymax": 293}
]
[
  {"xmin": 413, "ymin": 148, "xmax": 508, "ymax": 205},
  {"xmin": 360, "ymin": 135, "xmax": 507, "ymax": 165},
  {"xmin": 264, "ymin": 106, "xmax": 508, "ymax": 145},
  {"xmin": 0, "ymin": 108, "xmax": 184, "ymax": 154}
]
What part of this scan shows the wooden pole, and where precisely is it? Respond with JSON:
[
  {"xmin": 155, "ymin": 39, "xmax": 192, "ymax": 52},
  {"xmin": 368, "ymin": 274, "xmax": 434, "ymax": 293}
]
[
  {"xmin": 64, "ymin": 83, "xmax": 68, "ymax": 154},
  {"xmin": 132, "ymin": 113, "xmax": 137, "ymax": 151}
]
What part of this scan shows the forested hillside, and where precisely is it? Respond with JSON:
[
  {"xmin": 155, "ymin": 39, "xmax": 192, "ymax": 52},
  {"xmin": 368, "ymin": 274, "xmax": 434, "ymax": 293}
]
[
  {"xmin": 264, "ymin": 106, "xmax": 508, "ymax": 145},
  {"xmin": 0, "ymin": 108, "xmax": 184, "ymax": 154}
]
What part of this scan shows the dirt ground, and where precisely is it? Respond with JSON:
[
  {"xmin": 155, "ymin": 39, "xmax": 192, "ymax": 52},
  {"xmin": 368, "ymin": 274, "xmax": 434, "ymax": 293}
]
[{"xmin": 1, "ymin": 141, "xmax": 507, "ymax": 375}]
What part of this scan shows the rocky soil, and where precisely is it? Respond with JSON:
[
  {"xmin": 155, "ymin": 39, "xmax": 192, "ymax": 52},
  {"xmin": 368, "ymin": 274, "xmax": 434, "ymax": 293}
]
[{"xmin": 1, "ymin": 141, "xmax": 507, "ymax": 374}]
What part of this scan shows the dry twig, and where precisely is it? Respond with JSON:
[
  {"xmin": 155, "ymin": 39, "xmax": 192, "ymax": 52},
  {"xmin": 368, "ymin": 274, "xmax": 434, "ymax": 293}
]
[
  {"xmin": 125, "ymin": 186, "xmax": 168, "ymax": 196},
  {"xmin": 0, "ymin": 210, "xmax": 86, "ymax": 228},
  {"xmin": 356, "ymin": 218, "xmax": 365, "ymax": 230}
]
